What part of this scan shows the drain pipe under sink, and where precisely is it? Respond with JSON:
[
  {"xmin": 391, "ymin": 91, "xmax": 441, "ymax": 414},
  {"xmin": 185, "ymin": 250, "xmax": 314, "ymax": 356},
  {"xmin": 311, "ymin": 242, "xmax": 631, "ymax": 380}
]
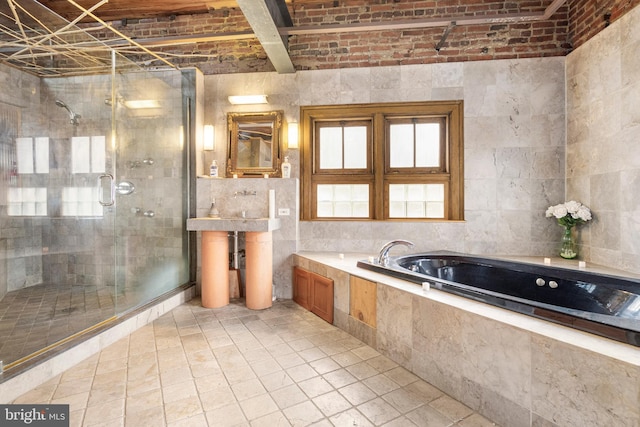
[
  {"xmin": 232, "ymin": 231, "xmax": 239, "ymax": 269},
  {"xmin": 229, "ymin": 231, "xmax": 242, "ymax": 298}
]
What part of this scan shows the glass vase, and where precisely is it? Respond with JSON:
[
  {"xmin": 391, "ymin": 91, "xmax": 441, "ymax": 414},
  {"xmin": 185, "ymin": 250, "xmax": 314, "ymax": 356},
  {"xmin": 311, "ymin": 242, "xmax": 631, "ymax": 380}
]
[{"xmin": 560, "ymin": 226, "xmax": 577, "ymax": 259}]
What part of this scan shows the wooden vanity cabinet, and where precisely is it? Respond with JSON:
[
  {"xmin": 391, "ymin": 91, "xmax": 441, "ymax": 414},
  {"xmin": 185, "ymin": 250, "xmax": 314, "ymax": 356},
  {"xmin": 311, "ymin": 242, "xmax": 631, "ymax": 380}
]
[{"xmin": 293, "ymin": 266, "xmax": 334, "ymax": 324}]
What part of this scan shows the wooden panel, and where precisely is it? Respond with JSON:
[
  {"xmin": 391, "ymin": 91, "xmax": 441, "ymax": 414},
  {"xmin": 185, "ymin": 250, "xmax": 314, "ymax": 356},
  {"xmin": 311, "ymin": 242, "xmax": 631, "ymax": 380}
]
[
  {"xmin": 350, "ymin": 276, "xmax": 376, "ymax": 328},
  {"xmin": 293, "ymin": 266, "xmax": 334, "ymax": 324},
  {"xmin": 40, "ymin": 0, "xmax": 292, "ymax": 22},
  {"xmin": 39, "ymin": 0, "xmax": 212, "ymax": 21},
  {"xmin": 310, "ymin": 274, "xmax": 334, "ymax": 324},
  {"xmin": 293, "ymin": 266, "xmax": 312, "ymax": 310}
]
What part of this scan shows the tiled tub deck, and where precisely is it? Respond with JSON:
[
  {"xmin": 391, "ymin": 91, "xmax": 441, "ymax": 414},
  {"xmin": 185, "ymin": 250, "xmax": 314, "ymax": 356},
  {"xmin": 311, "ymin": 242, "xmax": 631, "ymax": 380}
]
[{"xmin": 294, "ymin": 252, "xmax": 640, "ymax": 427}]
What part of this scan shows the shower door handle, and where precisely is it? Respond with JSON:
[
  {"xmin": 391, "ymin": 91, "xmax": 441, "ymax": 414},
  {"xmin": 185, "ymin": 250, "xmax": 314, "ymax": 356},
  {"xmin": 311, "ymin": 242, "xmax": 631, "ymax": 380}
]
[{"xmin": 98, "ymin": 174, "xmax": 115, "ymax": 206}]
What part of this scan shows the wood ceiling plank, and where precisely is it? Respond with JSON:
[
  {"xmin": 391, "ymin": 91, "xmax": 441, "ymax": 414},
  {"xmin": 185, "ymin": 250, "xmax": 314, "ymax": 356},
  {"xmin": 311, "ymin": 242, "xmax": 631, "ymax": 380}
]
[
  {"xmin": 37, "ymin": 0, "xmax": 237, "ymax": 21},
  {"xmin": 205, "ymin": 1, "xmax": 238, "ymax": 9},
  {"xmin": 37, "ymin": 0, "xmax": 296, "ymax": 22}
]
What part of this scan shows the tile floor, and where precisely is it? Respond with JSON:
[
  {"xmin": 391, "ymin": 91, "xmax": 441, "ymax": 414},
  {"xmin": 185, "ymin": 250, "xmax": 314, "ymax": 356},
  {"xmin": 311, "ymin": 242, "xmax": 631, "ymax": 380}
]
[
  {"xmin": 0, "ymin": 283, "xmax": 117, "ymax": 366},
  {"xmin": 12, "ymin": 298, "xmax": 498, "ymax": 427}
]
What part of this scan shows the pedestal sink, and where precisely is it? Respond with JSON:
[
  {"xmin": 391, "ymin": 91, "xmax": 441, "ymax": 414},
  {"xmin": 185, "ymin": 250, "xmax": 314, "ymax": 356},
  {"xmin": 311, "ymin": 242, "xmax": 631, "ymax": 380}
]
[{"xmin": 186, "ymin": 217, "xmax": 281, "ymax": 310}]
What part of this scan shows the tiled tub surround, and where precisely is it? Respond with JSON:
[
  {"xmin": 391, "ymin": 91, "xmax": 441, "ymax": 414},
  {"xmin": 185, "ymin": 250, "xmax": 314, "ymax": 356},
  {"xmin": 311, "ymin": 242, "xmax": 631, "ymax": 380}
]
[
  {"xmin": 294, "ymin": 252, "xmax": 640, "ymax": 427},
  {"xmin": 358, "ymin": 252, "xmax": 640, "ymax": 347}
]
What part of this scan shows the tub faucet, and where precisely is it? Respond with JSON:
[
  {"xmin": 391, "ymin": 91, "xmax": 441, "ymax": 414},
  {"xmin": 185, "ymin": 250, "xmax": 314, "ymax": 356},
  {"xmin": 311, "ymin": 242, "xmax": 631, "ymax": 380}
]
[{"xmin": 377, "ymin": 239, "xmax": 414, "ymax": 267}]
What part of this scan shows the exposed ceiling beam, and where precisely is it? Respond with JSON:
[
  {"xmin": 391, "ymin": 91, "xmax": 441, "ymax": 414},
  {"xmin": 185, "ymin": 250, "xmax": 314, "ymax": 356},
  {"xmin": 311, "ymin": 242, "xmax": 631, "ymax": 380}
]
[
  {"xmin": 235, "ymin": 0, "xmax": 294, "ymax": 74},
  {"xmin": 128, "ymin": 31, "xmax": 255, "ymax": 47},
  {"xmin": 279, "ymin": 13, "xmax": 543, "ymax": 36}
]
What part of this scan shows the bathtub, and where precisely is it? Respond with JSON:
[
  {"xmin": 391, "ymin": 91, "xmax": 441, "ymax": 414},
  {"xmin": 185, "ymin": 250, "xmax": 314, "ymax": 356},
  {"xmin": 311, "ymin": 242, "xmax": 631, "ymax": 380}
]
[{"xmin": 357, "ymin": 253, "xmax": 640, "ymax": 347}]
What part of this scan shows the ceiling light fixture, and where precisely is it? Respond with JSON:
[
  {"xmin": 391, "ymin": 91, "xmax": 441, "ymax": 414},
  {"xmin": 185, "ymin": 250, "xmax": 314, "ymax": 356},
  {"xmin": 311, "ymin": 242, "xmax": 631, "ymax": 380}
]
[
  {"xmin": 227, "ymin": 95, "xmax": 268, "ymax": 105},
  {"xmin": 124, "ymin": 99, "xmax": 161, "ymax": 109}
]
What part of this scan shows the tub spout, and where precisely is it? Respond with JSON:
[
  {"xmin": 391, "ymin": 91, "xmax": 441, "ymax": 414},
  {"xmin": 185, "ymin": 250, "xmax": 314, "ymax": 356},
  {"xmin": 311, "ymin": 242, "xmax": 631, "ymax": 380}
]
[{"xmin": 377, "ymin": 239, "xmax": 414, "ymax": 267}]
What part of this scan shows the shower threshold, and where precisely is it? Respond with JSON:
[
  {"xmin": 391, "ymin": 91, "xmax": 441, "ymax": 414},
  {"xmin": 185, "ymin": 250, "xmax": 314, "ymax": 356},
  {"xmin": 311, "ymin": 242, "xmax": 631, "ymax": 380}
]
[{"xmin": 0, "ymin": 282, "xmax": 194, "ymax": 383}]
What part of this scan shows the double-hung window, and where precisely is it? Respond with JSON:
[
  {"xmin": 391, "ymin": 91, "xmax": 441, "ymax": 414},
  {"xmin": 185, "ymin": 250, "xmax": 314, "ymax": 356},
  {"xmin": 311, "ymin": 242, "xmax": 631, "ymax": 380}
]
[{"xmin": 301, "ymin": 101, "xmax": 463, "ymax": 221}]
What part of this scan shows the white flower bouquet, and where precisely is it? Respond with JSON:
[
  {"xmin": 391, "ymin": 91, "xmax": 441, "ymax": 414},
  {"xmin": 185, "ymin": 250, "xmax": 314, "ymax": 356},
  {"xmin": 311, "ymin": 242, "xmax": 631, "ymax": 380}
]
[{"xmin": 545, "ymin": 200, "xmax": 592, "ymax": 228}]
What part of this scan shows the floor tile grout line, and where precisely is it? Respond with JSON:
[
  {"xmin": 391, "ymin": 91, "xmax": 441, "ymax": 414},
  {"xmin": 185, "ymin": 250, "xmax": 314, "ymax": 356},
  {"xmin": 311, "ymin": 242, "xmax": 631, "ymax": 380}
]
[{"xmin": 10, "ymin": 299, "xmax": 497, "ymax": 426}]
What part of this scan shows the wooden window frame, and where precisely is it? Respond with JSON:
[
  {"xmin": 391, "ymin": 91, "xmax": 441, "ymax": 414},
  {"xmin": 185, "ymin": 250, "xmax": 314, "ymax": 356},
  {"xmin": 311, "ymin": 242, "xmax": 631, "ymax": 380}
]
[
  {"xmin": 385, "ymin": 116, "xmax": 447, "ymax": 173},
  {"xmin": 301, "ymin": 101, "xmax": 464, "ymax": 221},
  {"xmin": 314, "ymin": 120, "xmax": 372, "ymax": 175}
]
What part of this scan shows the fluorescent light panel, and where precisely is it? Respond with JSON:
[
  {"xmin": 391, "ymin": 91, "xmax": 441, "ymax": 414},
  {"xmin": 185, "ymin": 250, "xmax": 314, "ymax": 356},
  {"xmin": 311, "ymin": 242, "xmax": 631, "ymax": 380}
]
[
  {"xmin": 124, "ymin": 99, "xmax": 161, "ymax": 109},
  {"xmin": 228, "ymin": 95, "xmax": 268, "ymax": 105}
]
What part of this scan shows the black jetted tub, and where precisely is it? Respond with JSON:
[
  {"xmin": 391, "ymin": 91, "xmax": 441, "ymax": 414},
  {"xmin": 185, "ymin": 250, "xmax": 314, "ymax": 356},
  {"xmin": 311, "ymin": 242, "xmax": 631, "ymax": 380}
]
[{"xmin": 357, "ymin": 253, "xmax": 640, "ymax": 347}]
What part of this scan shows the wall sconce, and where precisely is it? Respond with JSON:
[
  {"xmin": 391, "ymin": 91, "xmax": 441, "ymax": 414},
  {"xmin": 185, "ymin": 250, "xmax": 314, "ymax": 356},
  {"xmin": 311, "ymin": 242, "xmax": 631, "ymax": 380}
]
[
  {"xmin": 288, "ymin": 121, "xmax": 299, "ymax": 149},
  {"xmin": 228, "ymin": 95, "xmax": 268, "ymax": 105},
  {"xmin": 203, "ymin": 125, "xmax": 215, "ymax": 151}
]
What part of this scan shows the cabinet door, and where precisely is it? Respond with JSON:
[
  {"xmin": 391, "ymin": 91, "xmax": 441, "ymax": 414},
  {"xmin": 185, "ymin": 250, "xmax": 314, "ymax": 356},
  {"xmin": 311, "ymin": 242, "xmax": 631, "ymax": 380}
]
[
  {"xmin": 293, "ymin": 266, "xmax": 312, "ymax": 310},
  {"xmin": 310, "ymin": 274, "xmax": 334, "ymax": 324}
]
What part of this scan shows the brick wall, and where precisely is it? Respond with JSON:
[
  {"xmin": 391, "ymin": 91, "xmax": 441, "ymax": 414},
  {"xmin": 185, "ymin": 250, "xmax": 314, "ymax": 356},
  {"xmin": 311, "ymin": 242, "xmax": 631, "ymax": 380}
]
[
  {"xmin": 81, "ymin": 10, "xmax": 262, "ymax": 74},
  {"xmin": 81, "ymin": 0, "xmax": 638, "ymax": 75},
  {"xmin": 568, "ymin": 0, "xmax": 640, "ymax": 48},
  {"xmin": 288, "ymin": 0, "xmax": 570, "ymax": 69}
]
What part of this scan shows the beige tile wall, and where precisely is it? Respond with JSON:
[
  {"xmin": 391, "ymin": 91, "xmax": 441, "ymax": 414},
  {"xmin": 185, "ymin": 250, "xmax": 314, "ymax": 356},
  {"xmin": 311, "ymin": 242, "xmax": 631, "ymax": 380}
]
[
  {"xmin": 202, "ymin": 55, "xmax": 566, "ymax": 265},
  {"xmin": 566, "ymin": 4, "xmax": 640, "ymax": 275}
]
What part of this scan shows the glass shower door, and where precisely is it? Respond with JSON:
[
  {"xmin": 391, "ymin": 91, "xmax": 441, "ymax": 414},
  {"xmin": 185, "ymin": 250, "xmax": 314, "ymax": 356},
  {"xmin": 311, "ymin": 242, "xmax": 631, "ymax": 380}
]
[
  {"xmin": 0, "ymin": 72, "xmax": 119, "ymax": 370},
  {"xmin": 112, "ymin": 65, "xmax": 190, "ymax": 314},
  {"xmin": 0, "ymin": 63, "xmax": 190, "ymax": 371}
]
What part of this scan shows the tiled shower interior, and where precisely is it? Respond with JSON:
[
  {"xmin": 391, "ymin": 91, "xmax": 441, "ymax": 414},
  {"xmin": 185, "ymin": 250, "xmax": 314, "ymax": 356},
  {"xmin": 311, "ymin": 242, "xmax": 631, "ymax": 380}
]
[
  {"xmin": 0, "ymin": 65, "xmax": 191, "ymax": 369},
  {"xmin": 0, "ymin": 283, "xmax": 118, "ymax": 365}
]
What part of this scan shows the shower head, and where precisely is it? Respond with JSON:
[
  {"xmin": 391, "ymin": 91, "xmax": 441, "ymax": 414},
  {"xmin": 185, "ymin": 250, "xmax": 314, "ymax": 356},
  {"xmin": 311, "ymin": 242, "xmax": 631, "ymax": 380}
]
[{"xmin": 55, "ymin": 99, "xmax": 81, "ymax": 126}]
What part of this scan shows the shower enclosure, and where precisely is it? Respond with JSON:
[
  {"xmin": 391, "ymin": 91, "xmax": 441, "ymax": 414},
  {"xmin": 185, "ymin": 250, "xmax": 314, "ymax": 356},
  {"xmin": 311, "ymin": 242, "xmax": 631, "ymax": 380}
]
[{"xmin": 0, "ymin": 1, "xmax": 193, "ymax": 372}]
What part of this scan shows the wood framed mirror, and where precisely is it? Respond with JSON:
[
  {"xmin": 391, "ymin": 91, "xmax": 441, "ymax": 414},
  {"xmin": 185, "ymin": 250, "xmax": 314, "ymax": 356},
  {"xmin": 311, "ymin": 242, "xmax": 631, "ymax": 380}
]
[{"xmin": 227, "ymin": 110, "xmax": 283, "ymax": 177}]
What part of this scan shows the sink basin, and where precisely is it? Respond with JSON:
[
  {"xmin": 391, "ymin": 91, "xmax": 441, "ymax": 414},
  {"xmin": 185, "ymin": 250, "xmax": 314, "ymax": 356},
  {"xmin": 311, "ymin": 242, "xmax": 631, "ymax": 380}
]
[{"xmin": 186, "ymin": 217, "xmax": 281, "ymax": 232}]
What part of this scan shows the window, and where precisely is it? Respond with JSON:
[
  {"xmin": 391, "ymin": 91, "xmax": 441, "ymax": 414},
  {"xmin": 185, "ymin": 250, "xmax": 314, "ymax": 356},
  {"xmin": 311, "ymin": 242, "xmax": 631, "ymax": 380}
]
[
  {"xmin": 8, "ymin": 187, "xmax": 47, "ymax": 216},
  {"xmin": 301, "ymin": 101, "xmax": 463, "ymax": 220}
]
